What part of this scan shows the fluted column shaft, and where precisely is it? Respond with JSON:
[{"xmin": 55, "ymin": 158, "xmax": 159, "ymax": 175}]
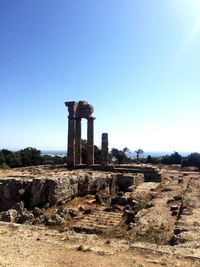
[
  {"xmin": 87, "ymin": 117, "xmax": 95, "ymax": 165},
  {"xmin": 101, "ymin": 133, "xmax": 109, "ymax": 166},
  {"xmin": 67, "ymin": 116, "xmax": 75, "ymax": 166},
  {"xmin": 75, "ymin": 118, "xmax": 82, "ymax": 164}
]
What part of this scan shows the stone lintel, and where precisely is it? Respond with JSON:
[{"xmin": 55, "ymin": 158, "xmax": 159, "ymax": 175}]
[{"xmin": 76, "ymin": 102, "xmax": 94, "ymax": 119}]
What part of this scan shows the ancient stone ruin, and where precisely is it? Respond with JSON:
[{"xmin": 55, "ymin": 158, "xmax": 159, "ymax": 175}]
[
  {"xmin": 0, "ymin": 100, "xmax": 199, "ymax": 266},
  {"xmin": 65, "ymin": 101, "xmax": 95, "ymax": 166},
  {"xmin": 65, "ymin": 100, "xmax": 110, "ymax": 167}
]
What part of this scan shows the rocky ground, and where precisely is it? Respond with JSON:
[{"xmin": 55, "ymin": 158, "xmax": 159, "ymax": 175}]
[
  {"xmin": 0, "ymin": 222, "xmax": 199, "ymax": 267},
  {"xmin": 0, "ymin": 165, "xmax": 199, "ymax": 266}
]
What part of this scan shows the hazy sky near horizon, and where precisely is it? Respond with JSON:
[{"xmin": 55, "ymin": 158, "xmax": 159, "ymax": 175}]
[{"xmin": 1, "ymin": 0, "xmax": 200, "ymax": 152}]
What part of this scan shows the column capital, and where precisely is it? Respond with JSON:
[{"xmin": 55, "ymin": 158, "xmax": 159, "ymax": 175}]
[
  {"xmin": 65, "ymin": 101, "xmax": 79, "ymax": 118},
  {"xmin": 87, "ymin": 116, "xmax": 96, "ymax": 121}
]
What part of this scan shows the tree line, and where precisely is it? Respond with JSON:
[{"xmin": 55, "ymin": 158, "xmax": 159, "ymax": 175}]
[
  {"xmin": 83, "ymin": 143, "xmax": 200, "ymax": 168},
  {"xmin": 0, "ymin": 147, "xmax": 67, "ymax": 168},
  {"xmin": 109, "ymin": 148, "xmax": 200, "ymax": 169},
  {"xmin": 1, "ymin": 144, "xmax": 200, "ymax": 169},
  {"xmin": 142, "ymin": 151, "xmax": 200, "ymax": 168}
]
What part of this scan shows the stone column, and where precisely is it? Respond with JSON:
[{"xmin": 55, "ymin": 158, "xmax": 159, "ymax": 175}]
[
  {"xmin": 75, "ymin": 118, "xmax": 82, "ymax": 165},
  {"xmin": 101, "ymin": 133, "xmax": 109, "ymax": 166},
  {"xmin": 65, "ymin": 101, "xmax": 78, "ymax": 167},
  {"xmin": 87, "ymin": 117, "xmax": 95, "ymax": 165},
  {"xmin": 67, "ymin": 116, "xmax": 76, "ymax": 166}
]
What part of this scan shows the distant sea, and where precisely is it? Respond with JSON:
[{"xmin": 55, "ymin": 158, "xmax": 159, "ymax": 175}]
[
  {"xmin": 142, "ymin": 151, "xmax": 190, "ymax": 158},
  {"xmin": 42, "ymin": 150, "xmax": 191, "ymax": 158},
  {"xmin": 42, "ymin": 150, "xmax": 67, "ymax": 156}
]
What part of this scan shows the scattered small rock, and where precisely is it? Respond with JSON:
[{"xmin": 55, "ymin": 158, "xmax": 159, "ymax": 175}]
[
  {"xmin": 128, "ymin": 222, "xmax": 135, "ymax": 230},
  {"xmin": 79, "ymin": 206, "xmax": 92, "ymax": 214},
  {"xmin": 17, "ymin": 212, "xmax": 34, "ymax": 224},
  {"xmin": 77, "ymin": 245, "xmax": 91, "ymax": 252},
  {"xmin": 0, "ymin": 209, "xmax": 18, "ymax": 223},
  {"xmin": 170, "ymin": 235, "xmax": 178, "ymax": 246},
  {"xmin": 43, "ymin": 203, "xmax": 50, "ymax": 209},
  {"xmin": 170, "ymin": 205, "xmax": 179, "ymax": 211},
  {"xmin": 174, "ymin": 227, "xmax": 181, "ymax": 235},
  {"xmin": 98, "ymin": 251, "xmax": 105, "ymax": 256},
  {"xmin": 178, "ymin": 177, "xmax": 183, "ymax": 183},
  {"xmin": 171, "ymin": 210, "xmax": 178, "ymax": 216},
  {"xmin": 77, "ymin": 245, "xmax": 84, "ymax": 251},
  {"xmin": 68, "ymin": 209, "xmax": 78, "ymax": 217},
  {"xmin": 127, "ymin": 185, "xmax": 136, "ymax": 192},
  {"xmin": 12, "ymin": 201, "xmax": 24, "ymax": 212},
  {"xmin": 173, "ymin": 195, "xmax": 182, "ymax": 201},
  {"xmin": 124, "ymin": 210, "xmax": 136, "ymax": 224},
  {"xmin": 32, "ymin": 207, "xmax": 43, "ymax": 217},
  {"xmin": 161, "ymin": 187, "xmax": 173, "ymax": 192},
  {"xmin": 46, "ymin": 214, "xmax": 65, "ymax": 226},
  {"xmin": 117, "ymin": 191, "xmax": 124, "ymax": 197}
]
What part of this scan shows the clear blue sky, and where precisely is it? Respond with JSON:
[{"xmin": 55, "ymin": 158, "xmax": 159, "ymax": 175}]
[{"xmin": 1, "ymin": 0, "xmax": 200, "ymax": 152}]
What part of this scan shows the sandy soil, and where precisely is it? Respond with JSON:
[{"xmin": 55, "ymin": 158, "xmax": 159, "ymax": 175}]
[{"xmin": 0, "ymin": 222, "xmax": 199, "ymax": 267}]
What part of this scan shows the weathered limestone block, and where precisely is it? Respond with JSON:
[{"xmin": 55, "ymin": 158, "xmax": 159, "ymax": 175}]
[
  {"xmin": 0, "ymin": 179, "xmax": 31, "ymax": 211},
  {"xmin": 30, "ymin": 176, "xmax": 79, "ymax": 207},
  {"xmin": 77, "ymin": 173, "xmax": 116, "ymax": 196},
  {"xmin": 0, "ymin": 172, "xmax": 118, "ymax": 211},
  {"xmin": 29, "ymin": 178, "xmax": 50, "ymax": 207},
  {"xmin": 52, "ymin": 177, "xmax": 79, "ymax": 204},
  {"xmin": 116, "ymin": 173, "xmax": 144, "ymax": 192}
]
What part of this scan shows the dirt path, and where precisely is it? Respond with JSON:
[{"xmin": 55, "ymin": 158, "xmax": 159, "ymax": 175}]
[{"xmin": 0, "ymin": 222, "xmax": 199, "ymax": 267}]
